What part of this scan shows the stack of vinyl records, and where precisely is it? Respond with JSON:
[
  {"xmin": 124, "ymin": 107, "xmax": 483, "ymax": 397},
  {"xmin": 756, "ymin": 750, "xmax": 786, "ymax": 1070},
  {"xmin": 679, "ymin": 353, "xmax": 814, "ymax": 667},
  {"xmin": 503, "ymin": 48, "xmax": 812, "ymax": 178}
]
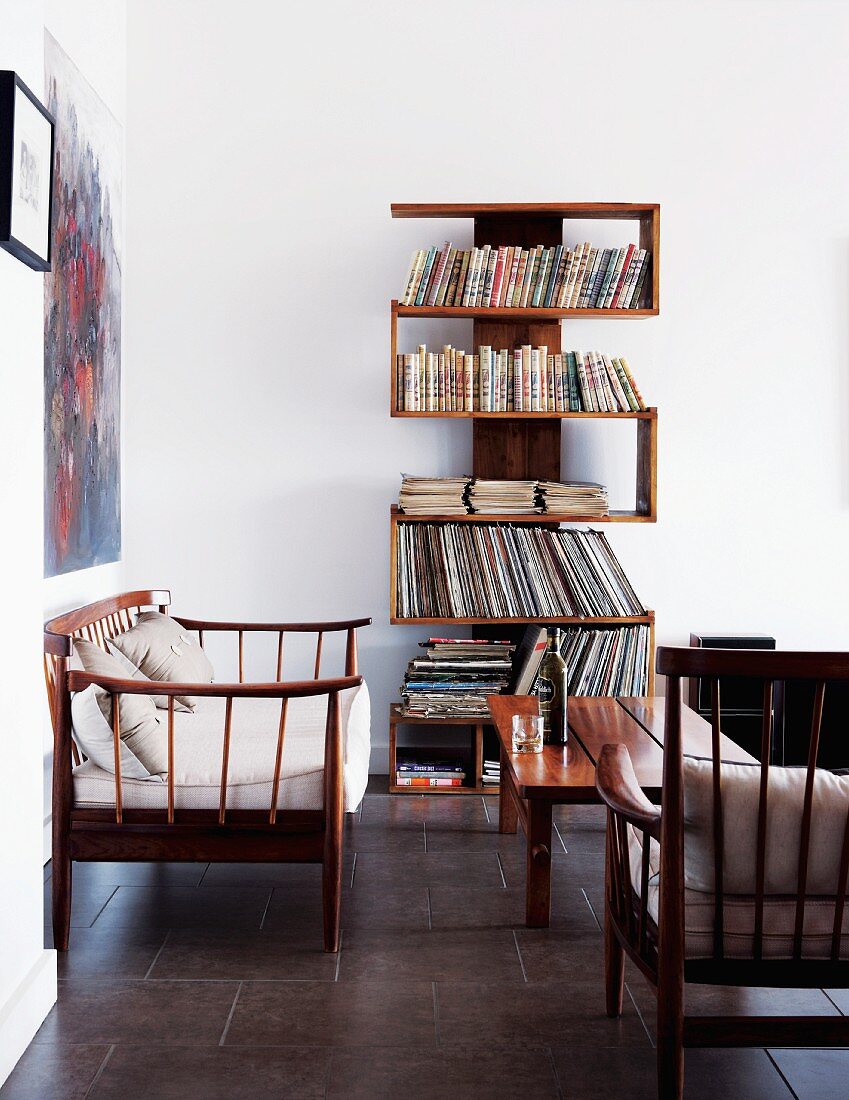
[
  {"xmin": 468, "ymin": 479, "xmax": 540, "ymax": 515},
  {"xmin": 538, "ymin": 480, "xmax": 609, "ymax": 517},
  {"xmin": 398, "ymin": 474, "xmax": 470, "ymax": 516},
  {"xmin": 512, "ymin": 623, "xmax": 650, "ymax": 696},
  {"xmin": 400, "ymin": 637, "xmax": 515, "ymax": 719},
  {"xmin": 395, "ymin": 524, "xmax": 646, "ymax": 619}
]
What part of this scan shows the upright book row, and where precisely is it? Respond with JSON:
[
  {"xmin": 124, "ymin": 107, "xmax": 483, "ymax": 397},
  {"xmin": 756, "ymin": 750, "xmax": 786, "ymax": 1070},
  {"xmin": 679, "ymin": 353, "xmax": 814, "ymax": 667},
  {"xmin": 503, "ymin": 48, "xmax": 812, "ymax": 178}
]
[
  {"xmin": 396, "ymin": 345, "xmax": 646, "ymax": 414},
  {"xmin": 401, "ymin": 241, "xmax": 651, "ymax": 311}
]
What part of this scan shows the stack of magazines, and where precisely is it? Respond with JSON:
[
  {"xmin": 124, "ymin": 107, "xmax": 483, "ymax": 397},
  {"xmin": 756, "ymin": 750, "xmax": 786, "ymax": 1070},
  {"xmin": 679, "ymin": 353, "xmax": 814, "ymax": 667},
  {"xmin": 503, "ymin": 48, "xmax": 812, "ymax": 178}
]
[
  {"xmin": 400, "ymin": 637, "xmax": 515, "ymax": 719},
  {"xmin": 398, "ymin": 475, "xmax": 470, "ymax": 516},
  {"xmin": 396, "ymin": 524, "xmax": 646, "ymax": 620},
  {"xmin": 468, "ymin": 479, "xmax": 540, "ymax": 515},
  {"xmin": 538, "ymin": 481, "xmax": 609, "ymax": 517},
  {"xmin": 482, "ymin": 758, "xmax": 500, "ymax": 787}
]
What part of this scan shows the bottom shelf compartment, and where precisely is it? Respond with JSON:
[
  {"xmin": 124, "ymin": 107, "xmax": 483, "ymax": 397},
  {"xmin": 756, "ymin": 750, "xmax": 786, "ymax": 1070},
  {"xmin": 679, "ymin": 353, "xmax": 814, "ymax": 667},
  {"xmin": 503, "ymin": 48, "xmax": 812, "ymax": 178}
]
[{"xmin": 389, "ymin": 704, "xmax": 500, "ymax": 795}]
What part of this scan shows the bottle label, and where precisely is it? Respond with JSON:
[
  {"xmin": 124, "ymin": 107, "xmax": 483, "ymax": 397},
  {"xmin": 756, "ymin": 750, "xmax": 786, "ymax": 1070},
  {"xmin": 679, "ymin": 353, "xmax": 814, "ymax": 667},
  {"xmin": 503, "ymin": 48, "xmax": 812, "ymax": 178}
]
[{"xmin": 537, "ymin": 678, "xmax": 554, "ymax": 704}]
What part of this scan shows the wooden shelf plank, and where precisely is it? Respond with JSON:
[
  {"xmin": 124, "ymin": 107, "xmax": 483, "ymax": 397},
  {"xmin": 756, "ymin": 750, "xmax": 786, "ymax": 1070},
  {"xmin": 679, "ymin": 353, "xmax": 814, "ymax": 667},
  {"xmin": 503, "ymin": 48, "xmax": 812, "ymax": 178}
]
[
  {"xmin": 395, "ymin": 303, "xmax": 657, "ymax": 320},
  {"xmin": 390, "ymin": 704, "xmax": 493, "ymax": 726},
  {"xmin": 390, "ymin": 408, "xmax": 657, "ymax": 421},
  {"xmin": 390, "ymin": 507, "xmax": 653, "ymax": 524},
  {"xmin": 391, "ymin": 202, "xmax": 659, "ymax": 220}
]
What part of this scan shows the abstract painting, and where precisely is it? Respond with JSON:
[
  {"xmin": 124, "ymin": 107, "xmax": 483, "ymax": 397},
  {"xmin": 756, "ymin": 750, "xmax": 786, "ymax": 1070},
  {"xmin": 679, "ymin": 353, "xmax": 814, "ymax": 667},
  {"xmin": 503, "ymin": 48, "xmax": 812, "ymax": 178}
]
[{"xmin": 44, "ymin": 33, "xmax": 121, "ymax": 577}]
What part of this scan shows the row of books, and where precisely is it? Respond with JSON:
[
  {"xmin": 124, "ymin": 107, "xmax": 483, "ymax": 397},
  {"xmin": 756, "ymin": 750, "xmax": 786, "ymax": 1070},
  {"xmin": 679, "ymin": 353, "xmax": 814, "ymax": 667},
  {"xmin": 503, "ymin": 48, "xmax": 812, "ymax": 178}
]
[
  {"xmin": 395, "ymin": 523, "xmax": 646, "ymax": 620},
  {"xmin": 398, "ymin": 475, "xmax": 609, "ymax": 518},
  {"xmin": 400, "ymin": 637, "xmax": 514, "ymax": 720},
  {"xmin": 396, "ymin": 345, "xmax": 646, "ymax": 414},
  {"xmin": 400, "ymin": 241, "xmax": 651, "ymax": 311},
  {"xmin": 513, "ymin": 624, "xmax": 650, "ymax": 697},
  {"xmin": 395, "ymin": 759, "xmax": 467, "ymax": 788},
  {"xmin": 482, "ymin": 758, "xmax": 500, "ymax": 787}
]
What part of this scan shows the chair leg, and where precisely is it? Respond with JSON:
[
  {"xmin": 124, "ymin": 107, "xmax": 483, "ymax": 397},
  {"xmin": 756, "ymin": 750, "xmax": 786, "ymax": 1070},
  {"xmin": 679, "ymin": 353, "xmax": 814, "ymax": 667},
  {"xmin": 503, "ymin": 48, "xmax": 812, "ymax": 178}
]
[
  {"xmin": 604, "ymin": 901, "xmax": 625, "ymax": 1017},
  {"xmin": 322, "ymin": 839, "xmax": 342, "ymax": 953},
  {"xmin": 656, "ymin": 1035, "xmax": 683, "ymax": 1100},
  {"xmin": 52, "ymin": 853, "xmax": 72, "ymax": 952}
]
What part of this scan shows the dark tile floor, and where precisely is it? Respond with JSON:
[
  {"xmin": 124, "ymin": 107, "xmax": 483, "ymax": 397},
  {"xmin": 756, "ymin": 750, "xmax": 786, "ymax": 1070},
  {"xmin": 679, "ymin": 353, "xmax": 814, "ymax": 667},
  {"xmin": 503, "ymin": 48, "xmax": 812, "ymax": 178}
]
[{"xmin": 3, "ymin": 778, "xmax": 848, "ymax": 1097}]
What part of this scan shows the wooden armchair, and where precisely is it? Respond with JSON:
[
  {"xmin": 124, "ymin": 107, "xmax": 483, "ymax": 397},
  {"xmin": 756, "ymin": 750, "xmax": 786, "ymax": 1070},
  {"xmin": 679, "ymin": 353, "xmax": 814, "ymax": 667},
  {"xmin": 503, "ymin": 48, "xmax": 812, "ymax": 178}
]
[
  {"xmin": 597, "ymin": 646, "xmax": 849, "ymax": 1100},
  {"xmin": 44, "ymin": 590, "xmax": 371, "ymax": 954}
]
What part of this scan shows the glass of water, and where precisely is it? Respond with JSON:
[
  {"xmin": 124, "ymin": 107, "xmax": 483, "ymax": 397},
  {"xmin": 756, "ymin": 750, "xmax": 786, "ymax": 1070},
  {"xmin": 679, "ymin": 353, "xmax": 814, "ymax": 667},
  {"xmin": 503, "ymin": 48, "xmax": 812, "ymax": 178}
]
[{"xmin": 512, "ymin": 714, "xmax": 544, "ymax": 754}]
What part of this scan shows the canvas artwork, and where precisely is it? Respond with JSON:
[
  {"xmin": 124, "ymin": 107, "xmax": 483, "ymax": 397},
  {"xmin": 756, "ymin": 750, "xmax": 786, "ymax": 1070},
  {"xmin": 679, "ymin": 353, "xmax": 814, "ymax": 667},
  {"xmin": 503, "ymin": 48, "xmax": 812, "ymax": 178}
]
[{"xmin": 44, "ymin": 33, "xmax": 122, "ymax": 577}]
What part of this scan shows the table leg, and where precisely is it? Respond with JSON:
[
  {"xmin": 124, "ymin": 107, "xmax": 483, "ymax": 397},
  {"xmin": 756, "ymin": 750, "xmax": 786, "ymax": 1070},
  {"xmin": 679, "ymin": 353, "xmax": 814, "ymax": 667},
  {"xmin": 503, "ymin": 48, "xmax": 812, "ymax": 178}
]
[
  {"xmin": 498, "ymin": 742, "xmax": 517, "ymax": 834},
  {"xmin": 526, "ymin": 799, "xmax": 553, "ymax": 927}
]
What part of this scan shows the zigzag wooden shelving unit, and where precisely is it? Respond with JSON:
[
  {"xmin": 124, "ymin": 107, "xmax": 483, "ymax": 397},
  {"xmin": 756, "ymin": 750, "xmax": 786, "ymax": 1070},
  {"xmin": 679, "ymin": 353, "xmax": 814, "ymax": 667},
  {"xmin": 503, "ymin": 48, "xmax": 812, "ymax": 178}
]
[{"xmin": 388, "ymin": 202, "xmax": 660, "ymax": 793}]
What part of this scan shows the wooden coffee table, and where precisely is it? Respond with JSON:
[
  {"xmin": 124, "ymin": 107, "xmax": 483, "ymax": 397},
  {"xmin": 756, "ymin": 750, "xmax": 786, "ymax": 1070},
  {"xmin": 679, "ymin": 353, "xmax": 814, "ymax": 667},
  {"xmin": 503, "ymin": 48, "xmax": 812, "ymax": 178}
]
[{"xmin": 489, "ymin": 694, "xmax": 756, "ymax": 927}]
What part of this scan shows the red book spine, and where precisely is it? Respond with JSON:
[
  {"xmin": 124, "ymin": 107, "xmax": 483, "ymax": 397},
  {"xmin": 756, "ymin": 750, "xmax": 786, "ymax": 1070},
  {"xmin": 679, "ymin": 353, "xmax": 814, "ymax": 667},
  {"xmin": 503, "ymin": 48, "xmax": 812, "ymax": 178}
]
[{"xmin": 489, "ymin": 245, "xmax": 508, "ymax": 307}]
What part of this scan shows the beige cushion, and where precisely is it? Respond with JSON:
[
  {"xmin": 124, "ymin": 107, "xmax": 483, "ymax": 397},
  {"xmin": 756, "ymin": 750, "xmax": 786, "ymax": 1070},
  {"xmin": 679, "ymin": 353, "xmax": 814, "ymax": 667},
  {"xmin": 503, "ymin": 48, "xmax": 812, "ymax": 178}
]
[
  {"xmin": 72, "ymin": 639, "xmax": 166, "ymax": 776},
  {"xmin": 684, "ymin": 757, "xmax": 849, "ymax": 894},
  {"xmin": 73, "ymin": 682, "xmax": 371, "ymax": 813},
  {"xmin": 106, "ymin": 611, "xmax": 214, "ymax": 711},
  {"xmin": 626, "ymin": 757, "xmax": 849, "ymax": 960}
]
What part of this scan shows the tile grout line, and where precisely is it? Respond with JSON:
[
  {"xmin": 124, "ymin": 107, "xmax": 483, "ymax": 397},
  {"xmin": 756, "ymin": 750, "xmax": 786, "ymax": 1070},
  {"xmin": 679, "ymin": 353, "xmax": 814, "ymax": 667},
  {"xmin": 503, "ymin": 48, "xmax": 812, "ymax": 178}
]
[
  {"xmin": 426, "ymin": 887, "xmax": 433, "ymax": 930},
  {"xmin": 349, "ymin": 852, "xmax": 358, "ymax": 889},
  {"xmin": 432, "ymin": 981, "xmax": 441, "ymax": 1047},
  {"xmin": 581, "ymin": 887, "xmax": 602, "ymax": 932},
  {"xmin": 87, "ymin": 886, "xmax": 119, "ymax": 928},
  {"xmin": 495, "ymin": 851, "xmax": 507, "ymax": 889},
  {"xmin": 84, "ymin": 1042, "xmax": 116, "ymax": 1098},
  {"xmin": 422, "ymin": 821, "xmax": 428, "ymax": 852},
  {"xmin": 143, "ymin": 929, "xmax": 171, "ymax": 979},
  {"xmin": 552, "ymin": 820, "xmax": 568, "ymax": 854},
  {"xmin": 218, "ymin": 981, "xmax": 243, "ymax": 1047},
  {"xmin": 197, "ymin": 863, "xmax": 211, "ymax": 886},
  {"xmin": 481, "ymin": 796, "xmax": 491, "ymax": 823},
  {"xmin": 625, "ymin": 982, "xmax": 655, "ymax": 1048},
  {"xmin": 764, "ymin": 1049, "xmax": 802, "ymax": 1100},
  {"xmin": 258, "ymin": 888, "xmax": 274, "ymax": 930},
  {"xmin": 822, "ymin": 987, "xmax": 845, "ymax": 1015},
  {"xmin": 323, "ymin": 1048, "xmax": 334, "ymax": 1100},
  {"xmin": 512, "ymin": 929, "xmax": 528, "ymax": 983},
  {"xmin": 334, "ymin": 931, "xmax": 344, "ymax": 982},
  {"xmin": 546, "ymin": 1045, "xmax": 565, "ymax": 1100}
]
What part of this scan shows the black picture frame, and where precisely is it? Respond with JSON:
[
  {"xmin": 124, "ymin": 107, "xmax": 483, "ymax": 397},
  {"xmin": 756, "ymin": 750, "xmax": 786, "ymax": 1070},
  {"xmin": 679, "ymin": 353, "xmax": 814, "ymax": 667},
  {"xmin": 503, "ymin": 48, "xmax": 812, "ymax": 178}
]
[{"xmin": 0, "ymin": 70, "xmax": 55, "ymax": 271}]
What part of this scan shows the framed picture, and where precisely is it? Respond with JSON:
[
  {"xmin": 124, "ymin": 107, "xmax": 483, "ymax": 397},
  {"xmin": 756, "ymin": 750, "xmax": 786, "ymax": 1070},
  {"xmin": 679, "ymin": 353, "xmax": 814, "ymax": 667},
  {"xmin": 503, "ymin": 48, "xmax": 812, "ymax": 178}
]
[{"xmin": 0, "ymin": 70, "xmax": 55, "ymax": 271}]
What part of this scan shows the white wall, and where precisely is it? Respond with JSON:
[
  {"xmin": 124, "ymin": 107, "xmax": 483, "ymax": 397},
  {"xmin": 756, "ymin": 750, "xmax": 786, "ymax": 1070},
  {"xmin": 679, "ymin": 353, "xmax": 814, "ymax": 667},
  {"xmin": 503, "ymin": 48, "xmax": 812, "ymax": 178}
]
[
  {"xmin": 0, "ymin": 0, "xmax": 56, "ymax": 1081},
  {"xmin": 41, "ymin": 0, "xmax": 128, "ymax": 857},
  {"xmin": 0, "ymin": 0, "xmax": 125, "ymax": 1084},
  {"xmin": 125, "ymin": 0, "xmax": 849, "ymax": 770}
]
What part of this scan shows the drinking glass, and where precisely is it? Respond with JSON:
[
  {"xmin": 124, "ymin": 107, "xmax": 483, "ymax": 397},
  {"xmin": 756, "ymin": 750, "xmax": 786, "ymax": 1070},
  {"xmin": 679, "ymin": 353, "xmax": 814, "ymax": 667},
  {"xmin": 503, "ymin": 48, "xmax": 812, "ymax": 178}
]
[{"xmin": 511, "ymin": 714, "xmax": 544, "ymax": 754}]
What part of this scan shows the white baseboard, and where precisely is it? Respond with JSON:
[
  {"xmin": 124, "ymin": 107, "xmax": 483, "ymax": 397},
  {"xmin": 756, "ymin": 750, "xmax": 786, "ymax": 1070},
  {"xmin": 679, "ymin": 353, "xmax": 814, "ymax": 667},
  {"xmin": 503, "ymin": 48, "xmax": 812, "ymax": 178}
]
[
  {"xmin": 0, "ymin": 951, "xmax": 57, "ymax": 1088},
  {"xmin": 43, "ymin": 815, "xmax": 51, "ymax": 866}
]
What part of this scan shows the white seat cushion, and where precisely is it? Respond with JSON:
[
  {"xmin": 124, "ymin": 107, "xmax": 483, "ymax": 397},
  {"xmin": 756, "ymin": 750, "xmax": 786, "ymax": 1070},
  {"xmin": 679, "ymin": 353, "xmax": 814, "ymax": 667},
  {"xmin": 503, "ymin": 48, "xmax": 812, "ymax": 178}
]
[{"xmin": 73, "ymin": 683, "xmax": 370, "ymax": 813}]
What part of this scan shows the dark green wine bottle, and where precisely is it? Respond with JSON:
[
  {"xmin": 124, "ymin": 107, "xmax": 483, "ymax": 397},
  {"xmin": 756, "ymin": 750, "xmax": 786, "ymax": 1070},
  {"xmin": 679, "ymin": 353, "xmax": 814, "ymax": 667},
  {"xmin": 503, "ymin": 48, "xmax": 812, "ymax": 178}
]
[{"xmin": 537, "ymin": 627, "xmax": 568, "ymax": 745}]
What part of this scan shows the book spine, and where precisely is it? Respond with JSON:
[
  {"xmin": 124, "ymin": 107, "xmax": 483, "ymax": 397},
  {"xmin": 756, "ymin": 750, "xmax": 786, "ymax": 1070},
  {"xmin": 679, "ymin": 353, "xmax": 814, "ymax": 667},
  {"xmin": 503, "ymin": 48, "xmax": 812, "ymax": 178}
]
[
  {"xmin": 576, "ymin": 352, "xmax": 595, "ymax": 412},
  {"xmin": 586, "ymin": 247, "xmax": 611, "ymax": 308},
  {"xmin": 504, "ymin": 247, "xmax": 522, "ymax": 307},
  {"xmin": 395, "ymin": 776, "xmax": 466, "ymax": 788},
  {"xmin": 462, "ymin": 352, "xmax": 473, "ymax": 412},
  {"xmin": 609, "ymin": 243, "xmax": 636, "ymax": 309},
  {"xmin": 479, "ymin": 347, "xmax": 492, "ymax": 412},
  {"xmin": 401, "ymin": 250, "xmax": 422, "ymax": 306},
  {"xmin": 601, "ymin": 247, "xmax": 627, "ymax": 308},
  {"xmin": 554, "ymin": 353, "xmax": 564, "ymax": 413},
  {"xmin": 403, "ymin": 354, "xmax": 416, "ymax": 412},
  {"xmin": 507, "ymin": 352, "xmax": 514, "ymax": 412},
  {"xmin": 618, "ymin": 356, "xmax": 647, "ymax": 410},
  {"xmin": 473, "ymin": 355, "xmax": 480, "ymax": 411},
  {"xmin": 531, "ymin": 247, "xmax": 551, "ymax": 307},
  {"xmin": 542, "ymin": 245, "xmax": 563, "ymax": 308},
  {"xmin": 591, "ymin": 351, "xmax": 612, "ymax": 412},
  {"xmin": 426, "ymin": 242, "xmax": 452, "ymax": 307},
  {"xmin": 415, "ymin": 247, "xmax": 438, "ymax": 307},
  {"xmin": 438, "ymin": 352, "xmax": 446, "ymax": 412},
  {"xmin": 461, "ymin": 248, "xmax": 479, "ymax": 307},
  {"xmin": 602, "ymin": 353, "xmax": 629, "ymax": 411},
  {"xmin": 522, "ymin": 345, "xmax": 532, "ymax": 410},
  {"xmin": 568, "ymin": 244, "xmax": 590, "ymax": 308},
  {"xmin": 596, "ymin": 248, "xmax": 620, "ymax": 308},
  {"xmin": 550, "ymin": 246, "xmax": 570, "ymax": 307},
  {"xmin": 475, "ymin": 245, "xmax": 492, "ymax": 307},
  {"xmin": 566, "ymin": 351, "xmax": 581, "ymax": 411},
  {"xmin": 613, "ymin": 248, "xmax": 639, "ymax": 310},
  {"xmin": 514, "ymin": 348, "xmax": 523, "ymax": 412},
  {"xmin": 530, "ymin": 349, "xmax": 541, "ymax": 411},
  {"xmin": 489, "ymin": 245, "xmax": 508, "ymax": 307},
  {"xmin": 453, "ymin": 250, "xmax": 471, "ymax": 307},
  {"xmin": 577, "ymin": 247, "xmax": 599, "ymax": 307},
  {"xmin": 435, "ymin": 248, "xmax": 458, "ymax": 308},
  {"xmin": 511, "ymin": 249, "xmax": 529, "ymax": 307},
  {"xmin": 612, "ymin": 357, "xmax": 640, "ymax": 412},
  {"xmin": 481, "ymin": 247, "xmax": 497, "ymax": 307},
  {"xmin": 520, "ymin": 246, "xmax": 539, "ymax": 307},
  {"xmin": 628, "ymin": 252, "xmax": 651, "ymax": 309},
  {"xmin": 537, "ymin": 344, "xmax": 548, "ymax": 410},
  {"xmin": 557, "ymin": 245, "xmax": 580, "ymax": 307}
]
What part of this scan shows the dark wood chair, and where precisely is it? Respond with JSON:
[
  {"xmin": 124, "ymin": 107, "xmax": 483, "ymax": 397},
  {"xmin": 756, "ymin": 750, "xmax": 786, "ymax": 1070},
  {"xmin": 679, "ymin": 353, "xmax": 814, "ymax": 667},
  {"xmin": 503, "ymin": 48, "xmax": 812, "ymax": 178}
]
[
  {"xmin": 44, "ymin": 590, "xmax": 370, "ymax": 953},
  {"xmin": 597, "ymin": 646, "xmax": 849, "ymax": 1100}
]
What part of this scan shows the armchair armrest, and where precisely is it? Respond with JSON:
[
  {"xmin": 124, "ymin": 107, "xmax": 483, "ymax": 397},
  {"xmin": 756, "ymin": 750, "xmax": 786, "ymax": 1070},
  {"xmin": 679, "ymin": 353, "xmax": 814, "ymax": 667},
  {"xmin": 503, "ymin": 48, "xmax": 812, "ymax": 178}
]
[
  {"xmin": 67, "ymin": 671, "xmax": 363, "ymax": 699},
  {"xmin": 596, "ymin": 744, "xmax": 662, "ymax": 840}
]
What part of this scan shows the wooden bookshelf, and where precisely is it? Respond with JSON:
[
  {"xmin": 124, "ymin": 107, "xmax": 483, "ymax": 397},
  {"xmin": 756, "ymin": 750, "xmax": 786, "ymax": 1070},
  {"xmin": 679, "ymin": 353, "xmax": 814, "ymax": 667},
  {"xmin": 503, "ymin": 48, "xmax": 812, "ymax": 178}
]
[
  {"xmin": 389, "ymin": 705, "xmax": 495, "ymax": 795},
  {"xmin": 388, "ymin": 202, "xmax": 660, "ymax": 794}
]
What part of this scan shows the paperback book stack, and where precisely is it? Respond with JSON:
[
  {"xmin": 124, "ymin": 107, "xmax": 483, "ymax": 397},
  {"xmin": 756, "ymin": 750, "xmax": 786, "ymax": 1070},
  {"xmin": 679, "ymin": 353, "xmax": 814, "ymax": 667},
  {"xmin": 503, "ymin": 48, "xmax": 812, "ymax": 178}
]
[
  {"xmin": 398, "ymin": 475, "xmax": 470, "ymax": 516},
  {"xmin": 513, "ymin": 624, "xmax": 650, "ymax": 697},
  {"xmin": 482, "ymin": 759, "xmax": 500, "ymax": 788},
  {"xmin": 395, "ymin": 525, "xmax": 646, "ymax": 620},
  {"xmin": 396, "ymin": 344, "xmax": 646, "ymax": 414},
  {"xmin": 395, "ymin": 759, "xmax": 467, "ymax": 789},
  {"xmin": 538, "ymin": 481, "xmax": 609, "ymax": 518},
  {"xmin": 468, "ymin": 479, "xmax": 540, "ymax": 515},
  {"xmin": 400, "ymin": 241, "xmax": 651, "ymax": 311},
  {"xmin": 400, "ymin": 637, "xmax": 515, "ymax": 719}
]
